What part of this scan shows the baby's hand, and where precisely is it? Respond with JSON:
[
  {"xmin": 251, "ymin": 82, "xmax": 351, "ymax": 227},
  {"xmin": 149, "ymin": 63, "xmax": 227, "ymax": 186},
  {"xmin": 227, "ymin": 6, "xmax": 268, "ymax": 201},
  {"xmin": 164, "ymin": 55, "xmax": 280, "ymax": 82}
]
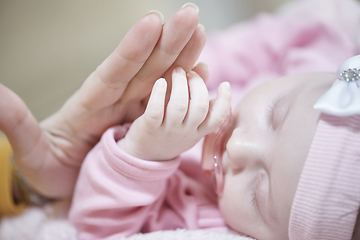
[{"xmin": 118, "ymin": 68, "xmax": 231, "ymax": 161}]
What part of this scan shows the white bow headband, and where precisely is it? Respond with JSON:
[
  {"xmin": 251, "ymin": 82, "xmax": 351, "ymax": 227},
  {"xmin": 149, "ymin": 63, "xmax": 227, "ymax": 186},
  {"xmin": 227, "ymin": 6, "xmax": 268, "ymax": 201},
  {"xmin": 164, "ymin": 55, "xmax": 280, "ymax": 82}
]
[{"xmin": 314, "ymin": 55, "xmax": 360, "ymax": 116}]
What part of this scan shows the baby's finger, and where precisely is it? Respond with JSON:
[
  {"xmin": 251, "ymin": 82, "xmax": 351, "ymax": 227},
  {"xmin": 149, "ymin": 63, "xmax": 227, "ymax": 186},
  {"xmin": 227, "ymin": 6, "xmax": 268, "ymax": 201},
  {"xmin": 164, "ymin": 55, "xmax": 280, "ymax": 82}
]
[
  {"xmin": 142, "ymin": 78, "xmax": 167, "ymax": 129},
  {"xmin": 165, "ymin": 68, "xmax": 189, "ymax": 126},
  {"xmin": 198, "ymin": 82, "xmax": 232, "ymax": 135},
  {"xmin": 184, "ymin": 71, "xmax": 209, "ymax": 127}
]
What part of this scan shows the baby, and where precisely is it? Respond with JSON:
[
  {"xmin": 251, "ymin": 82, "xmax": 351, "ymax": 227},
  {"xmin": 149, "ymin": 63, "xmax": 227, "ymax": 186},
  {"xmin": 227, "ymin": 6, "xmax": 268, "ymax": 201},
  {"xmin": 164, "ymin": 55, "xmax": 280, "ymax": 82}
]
[
  {"xmin": 68, "ymin": 0, "xmax": 360, "ymax": 237},
  {"xmin": 69, "ymin": 54, "xmax": 360, "ymax": 239}
]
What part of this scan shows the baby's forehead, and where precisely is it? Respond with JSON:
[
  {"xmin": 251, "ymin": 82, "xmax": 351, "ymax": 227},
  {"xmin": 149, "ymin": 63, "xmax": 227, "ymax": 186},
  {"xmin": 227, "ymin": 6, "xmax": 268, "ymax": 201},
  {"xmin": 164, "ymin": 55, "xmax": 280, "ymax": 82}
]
[{"xmin": 233, "ymin": 72, "xmax": 336, "ymax": 101}]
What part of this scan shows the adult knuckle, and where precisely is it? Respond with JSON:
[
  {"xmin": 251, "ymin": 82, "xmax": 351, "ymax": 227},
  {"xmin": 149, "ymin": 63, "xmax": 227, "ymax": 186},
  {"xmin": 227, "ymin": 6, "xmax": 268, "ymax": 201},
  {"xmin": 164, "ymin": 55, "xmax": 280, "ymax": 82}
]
[
  {"xmin": 95, "ymin": 66, "xmax": 119, "ymax": 89},
  {"xmin": 114, "ymin": 47, "xmax": 145, "ymax": 64}
]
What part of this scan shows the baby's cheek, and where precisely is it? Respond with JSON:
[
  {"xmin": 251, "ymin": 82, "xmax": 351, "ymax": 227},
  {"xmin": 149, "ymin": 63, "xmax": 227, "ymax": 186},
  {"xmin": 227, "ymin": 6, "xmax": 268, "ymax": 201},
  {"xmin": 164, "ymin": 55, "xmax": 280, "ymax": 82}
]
[
  {"xmin": 221, "ymin": 152, "xmax": 230, "ymax": 174},
  {"xmin": 218, "ymin": 178, "xmax": 248, "ymax": 234},
  {"xmin": 219, "ymin": 176, "xmax": 273, "ymax": 239},
  {"xmin": 218, "ymin": 191, "xmax": 252, "ymax": 237},
  {"xmin": 218, "ymin": 192, "xmax": 235, "ymax": 227}
]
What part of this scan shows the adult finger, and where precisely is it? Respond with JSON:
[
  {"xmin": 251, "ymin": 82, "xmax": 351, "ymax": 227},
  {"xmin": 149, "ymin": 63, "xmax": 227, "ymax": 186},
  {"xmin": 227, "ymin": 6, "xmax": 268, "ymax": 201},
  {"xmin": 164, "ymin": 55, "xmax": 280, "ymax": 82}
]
[
  {"xmin": 78, "ymin": 11, "xmax": 164, "ymax": 110},
  {"xmin": 0, "ymin": 84, "xmax": 83, "ymax": 197},
  {"xmin": 163, "ymin": 24, "xmax": 207, "ymax": 102},
  {"xmin": 163, "ymin": 23, "xmax": 206, "ymax": 86},
  {"xmin": 121, "ymin": 3, "xmax": 200, "ymax": 103},
  {"xmin": 122, "ymin": 24, "xmax": 208, "ymax": 123},
  {"xmin": 0, "ymin": 84, "xmax": 42, "ymax": 159},
  {"xmin": 119, "ymin": 61, "xmax": 209, "ymax": 126},
  {"xmin": 192, "ymin": 62, "xmax": 209, "ymax": 83}
]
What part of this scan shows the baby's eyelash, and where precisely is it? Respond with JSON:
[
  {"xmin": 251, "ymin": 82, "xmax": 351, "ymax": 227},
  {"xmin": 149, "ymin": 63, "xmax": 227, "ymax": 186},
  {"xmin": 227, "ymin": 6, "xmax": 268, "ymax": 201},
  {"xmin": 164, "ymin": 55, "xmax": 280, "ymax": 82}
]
[
  {"xmin": 251, "ymin": 176, "xmax": 260, "ymax": 209},
  {"xmin": 267, "ymin": 95, "xmax": 283, "ymax": 129},
  {"xmin": 250, "ymin": 189, "xmax": 257, "ymax": 209}
]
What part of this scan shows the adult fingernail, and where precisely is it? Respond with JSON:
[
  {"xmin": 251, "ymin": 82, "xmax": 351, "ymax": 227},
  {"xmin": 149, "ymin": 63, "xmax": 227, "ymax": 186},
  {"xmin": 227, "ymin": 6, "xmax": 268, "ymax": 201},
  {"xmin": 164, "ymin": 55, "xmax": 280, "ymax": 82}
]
[
  {"xmin": 197, "ymin": 62, "xmax": 208, "ymax": 69},
  {"xmin": 187, "ymin": 71, "xmax": 199, "ymax": 78},
  {"xmin": 197, "ymin": 23, "xmax": 205, "ymax": 31},
  {"xmin": 174, "ymin": 67, "xmax": 185, "ymax": 75},
  {"xmin": 181, "ymin": 2, "xmax": 199, "ymax": 14},
  {"xmin": 148, "ymin": 10, "xmax": 164, "ymax": 22}
]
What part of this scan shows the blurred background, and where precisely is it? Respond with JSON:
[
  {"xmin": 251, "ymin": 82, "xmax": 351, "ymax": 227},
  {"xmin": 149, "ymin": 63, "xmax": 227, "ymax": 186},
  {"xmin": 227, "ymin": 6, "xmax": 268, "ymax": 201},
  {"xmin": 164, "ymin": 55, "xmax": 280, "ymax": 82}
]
[{"xmin": 0, "ymin": 0, "xmax": 291, "ymax": 121}]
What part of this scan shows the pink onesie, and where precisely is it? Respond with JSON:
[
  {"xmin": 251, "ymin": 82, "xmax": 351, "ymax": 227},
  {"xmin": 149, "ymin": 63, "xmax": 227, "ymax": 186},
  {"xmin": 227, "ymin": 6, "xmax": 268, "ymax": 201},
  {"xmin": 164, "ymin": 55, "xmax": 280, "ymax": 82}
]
[
  {"xmin": 69, "ymin": 127, "xmax": 229, "ymax": 240},
  {"xmin": 69, "ymin": 6, "xmax": 358, "ymax": 240}
]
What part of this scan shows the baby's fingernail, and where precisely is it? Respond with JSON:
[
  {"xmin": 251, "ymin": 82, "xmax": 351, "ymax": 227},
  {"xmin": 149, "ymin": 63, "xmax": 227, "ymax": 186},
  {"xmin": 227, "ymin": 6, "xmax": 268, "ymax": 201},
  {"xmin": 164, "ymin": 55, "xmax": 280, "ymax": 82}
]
[
  {"xmin": 181, "ymin": 2, "xmax": 199, "ymax": 14},
  {"xmin": 148, "ymin": 10, "xmax": 164, "ymax": 22},
  {"xmin": 156, "ymin": 78, "xmax": 166, "ymax": 88},
  {"xmin": 223, "ymin": 82, "xmax": 231, "ymax": 91}
]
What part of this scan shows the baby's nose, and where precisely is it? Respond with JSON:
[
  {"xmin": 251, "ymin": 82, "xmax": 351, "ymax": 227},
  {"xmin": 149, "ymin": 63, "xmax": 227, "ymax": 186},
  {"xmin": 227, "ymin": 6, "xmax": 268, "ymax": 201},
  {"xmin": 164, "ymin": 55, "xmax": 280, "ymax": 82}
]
[{"xmin": 225, "ymin": 128, "xmax": 263, "ymax": 171}]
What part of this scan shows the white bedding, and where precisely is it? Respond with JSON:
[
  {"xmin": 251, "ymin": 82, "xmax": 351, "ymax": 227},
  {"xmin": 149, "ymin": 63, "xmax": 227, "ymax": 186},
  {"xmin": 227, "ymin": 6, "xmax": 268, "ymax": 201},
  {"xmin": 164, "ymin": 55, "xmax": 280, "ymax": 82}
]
[{"xmin": 0, "ymin": 200, "xmax": 253, "ymax": 240}]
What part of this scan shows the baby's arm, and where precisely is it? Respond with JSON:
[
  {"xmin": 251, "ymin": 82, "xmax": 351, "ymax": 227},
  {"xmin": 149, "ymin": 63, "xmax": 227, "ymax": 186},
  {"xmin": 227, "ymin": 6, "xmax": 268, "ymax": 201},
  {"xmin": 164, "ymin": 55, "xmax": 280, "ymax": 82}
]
[
  {"xmin": 69, "ymin": 68, "xmax": 231, "ymax": 239},
  {"xmin": 69, "ymin": 125, "xmax": 183, "ymax": 239},
  {"xmin": 118, "ymin": 67, "xmax": 232, "ymax": 161}
]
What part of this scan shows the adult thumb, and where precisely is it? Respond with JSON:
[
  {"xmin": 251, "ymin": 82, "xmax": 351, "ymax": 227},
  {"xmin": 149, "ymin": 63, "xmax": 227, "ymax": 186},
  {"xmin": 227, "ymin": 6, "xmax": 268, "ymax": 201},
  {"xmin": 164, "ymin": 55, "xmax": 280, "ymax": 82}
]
[{"xmin": 0, "ymin": 84, "xmax": 42, "ymax": 158}]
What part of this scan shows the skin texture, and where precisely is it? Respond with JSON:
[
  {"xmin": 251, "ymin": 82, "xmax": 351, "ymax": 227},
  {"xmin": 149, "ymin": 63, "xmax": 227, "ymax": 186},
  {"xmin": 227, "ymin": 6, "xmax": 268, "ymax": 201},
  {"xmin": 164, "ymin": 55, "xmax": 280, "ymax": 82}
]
[
  {"xmin": 0, "ymin": 3, "xmax": 207, "ymax": 199},
  {"xmin": 117, "ymin": 70, "xmax": 339, "ymax": 239},
  {"xmin": 216, "ymin": 73, "xmax": 337, "ymax": 240},
  {"xmin": 118, "ymin": 68, "xmax": 232, "ymax": 161}
]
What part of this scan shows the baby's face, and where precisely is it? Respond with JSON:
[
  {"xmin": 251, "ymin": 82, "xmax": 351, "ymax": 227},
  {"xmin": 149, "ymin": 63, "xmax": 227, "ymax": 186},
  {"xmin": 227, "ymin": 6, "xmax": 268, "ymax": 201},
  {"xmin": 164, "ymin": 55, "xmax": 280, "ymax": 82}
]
[{"xmin": 216, "ymin": 73, "xmax": 336, "ymax": 239}]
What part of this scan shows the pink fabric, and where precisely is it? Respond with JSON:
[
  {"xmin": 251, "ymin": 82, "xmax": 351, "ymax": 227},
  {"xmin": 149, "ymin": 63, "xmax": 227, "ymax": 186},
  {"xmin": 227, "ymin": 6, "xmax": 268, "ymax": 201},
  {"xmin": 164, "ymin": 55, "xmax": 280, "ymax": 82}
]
[
  {"xmin": 69, "ymin": 127, "xmax": 229, "ymax": 240},
  {"xmin": 200, "ymin": 4, "xmax": 358, "ymax": 92},
  {"xmin": 289, "ymin": 114, "xmax": 360, "ymax": 239},
  {"xmin": 69, "ymin": 0, "xmax": 360, "ymax": 239}
]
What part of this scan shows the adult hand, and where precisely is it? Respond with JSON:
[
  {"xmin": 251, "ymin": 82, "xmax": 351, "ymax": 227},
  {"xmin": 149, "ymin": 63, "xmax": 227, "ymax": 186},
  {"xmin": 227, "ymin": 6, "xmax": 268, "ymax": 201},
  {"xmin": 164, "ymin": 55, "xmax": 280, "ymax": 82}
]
[{"xmin": 0, "ymin": 3, "xmax": 207, "ymax": 199}]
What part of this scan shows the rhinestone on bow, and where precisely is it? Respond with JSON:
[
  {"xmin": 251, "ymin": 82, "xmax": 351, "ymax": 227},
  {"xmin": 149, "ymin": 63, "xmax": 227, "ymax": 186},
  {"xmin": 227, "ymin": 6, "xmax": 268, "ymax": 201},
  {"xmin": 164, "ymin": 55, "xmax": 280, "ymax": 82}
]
[{"xmin": 339, "ymin": 68, "xmax": 360, "ymax": 82}]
